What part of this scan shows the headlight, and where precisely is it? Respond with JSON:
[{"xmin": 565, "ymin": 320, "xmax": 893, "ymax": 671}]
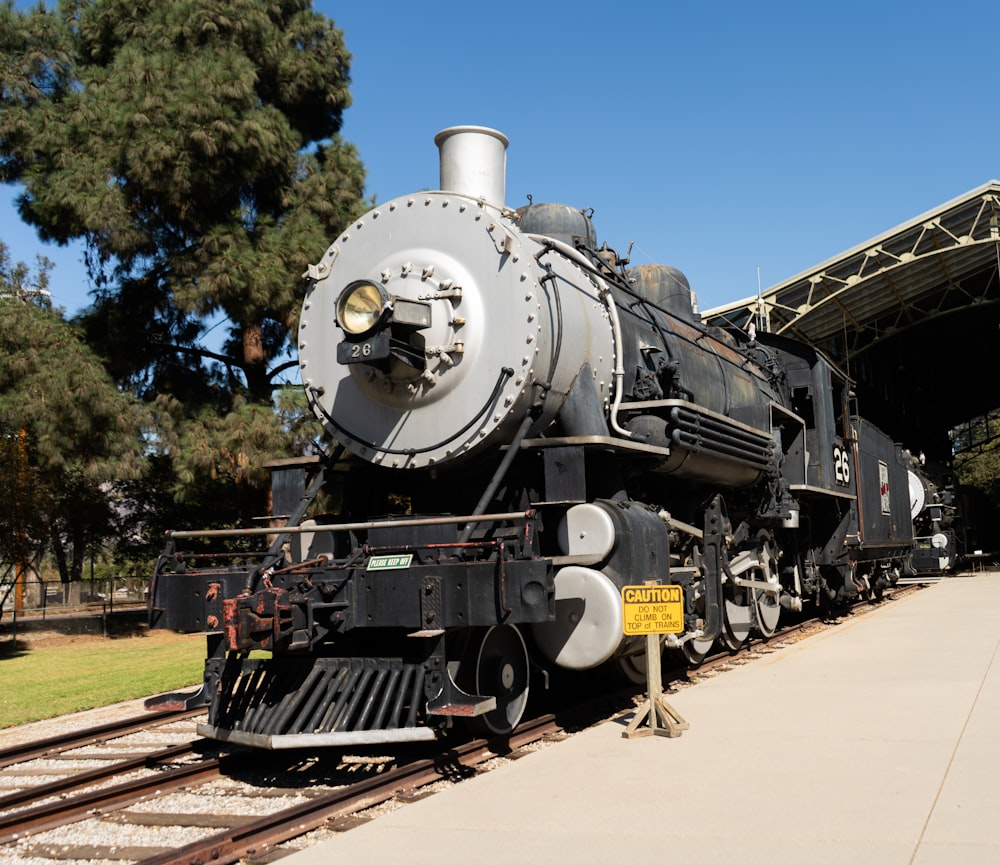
[{"xmin": 336, "ymin": 281, "xmax": 385, "ymax": 335}]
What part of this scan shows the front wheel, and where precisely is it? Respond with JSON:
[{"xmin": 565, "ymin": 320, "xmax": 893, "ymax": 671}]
[{"xmin": 463, "ymin": 625, "xmax": 530, "ymax": 736}]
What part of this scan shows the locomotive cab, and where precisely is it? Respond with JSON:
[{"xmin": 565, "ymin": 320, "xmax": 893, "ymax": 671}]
[{"xmin": 751, "ymin": 332, "xmax": 910, "ymax": 600}]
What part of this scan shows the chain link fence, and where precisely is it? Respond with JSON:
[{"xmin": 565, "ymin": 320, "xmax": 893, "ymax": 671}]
[{"xmin": 1, "ymin": 574, "xmax": 151, "ymax": 643}]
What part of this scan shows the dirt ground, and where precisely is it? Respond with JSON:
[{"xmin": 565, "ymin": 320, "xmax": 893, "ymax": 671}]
[
  {"xmin": 2, "ymin": 600, "xmax": 144, "ymax": 639},
  {"xmin": 0, "ymin": 621, "xmax": 196, "ymax": 651}
]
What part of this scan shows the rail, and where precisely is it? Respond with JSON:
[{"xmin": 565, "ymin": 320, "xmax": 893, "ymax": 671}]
[{"xmin": 0, "ymin": 707, "xmax": 202, "ymax": 771}]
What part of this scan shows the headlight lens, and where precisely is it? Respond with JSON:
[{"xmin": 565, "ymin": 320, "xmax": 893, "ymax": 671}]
[{"xmin": 336, "ymin": 282, "xmax": 385, "ymax": 335}]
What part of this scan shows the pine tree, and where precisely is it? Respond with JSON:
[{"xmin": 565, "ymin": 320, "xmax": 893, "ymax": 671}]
[
  {"xmin": 1, "ymin": 0, "xmax": 366, "ymax": 516},
  {"xmin": 0, "ymin": 242, "xmax": 150, "ymax": 581}
]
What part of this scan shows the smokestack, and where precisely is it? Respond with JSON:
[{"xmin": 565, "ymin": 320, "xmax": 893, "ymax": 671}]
[{"xmin": 434, "ymin": 126, "xmax": 509, "ymax": 206}]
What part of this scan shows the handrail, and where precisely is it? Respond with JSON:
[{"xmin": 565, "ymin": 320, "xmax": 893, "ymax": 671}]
[{"xmin": 167, "ymin": 510, "xmax": 536, "ymax": 541}]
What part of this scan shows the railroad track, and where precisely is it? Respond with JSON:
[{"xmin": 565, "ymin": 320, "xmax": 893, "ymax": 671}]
[
  {"xmin": 0, "ymin": 708, "xmax": 205, "ymax": 770},
  {"xmin": 0, "ymin": 739, "xmax": 204, "ymax": 813},
  {"xmin": 0, "ymin": 748, "xmax": 226, "ymax": 844},
  {"xmin": 135, "ymin": 714, "xmax": 567, "ymax": 865},
  {"xmin": 1, "ymin": 581, "xmax": 929, "ymax": 864},
  {"xmin": 1, "ymin": 715, "xmax": 568, "ymax": 864},
  {"xmin": 664, "ymin": 581, "xmax": 927, "ymax": 682}
]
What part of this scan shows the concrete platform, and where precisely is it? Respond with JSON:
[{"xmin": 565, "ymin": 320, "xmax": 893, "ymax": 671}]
[{"xmin": 284, "ymin": 570, "xmax": 1000, "ymax": 865}]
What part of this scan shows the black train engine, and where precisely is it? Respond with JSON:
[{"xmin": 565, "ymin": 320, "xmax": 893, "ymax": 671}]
[
  {"xmin": 148, "ymin": 126, "xmax": 913, "ymax": 747},
  {"xmin": 908, "ymin": 456, "xmax": 960, "ymax": 573}
]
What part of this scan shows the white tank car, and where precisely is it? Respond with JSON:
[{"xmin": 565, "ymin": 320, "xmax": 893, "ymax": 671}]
[{"xmin": 299, "ymin": 126, "xmax": 615, "ymax": 470}]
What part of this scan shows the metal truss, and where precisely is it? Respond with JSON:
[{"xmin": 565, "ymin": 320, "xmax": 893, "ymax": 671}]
[{"xmin": 708, "ymin": 183, "xmax": 1000, "ymax": 364}]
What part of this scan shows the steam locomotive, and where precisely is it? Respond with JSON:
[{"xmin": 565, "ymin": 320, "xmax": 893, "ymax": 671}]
[
  {"xmin": 148, "ymin": 127, "xmax": 916, "ymax": 747},
  {"xmin": 908, "ymin": 456, "xmax": 960, "ymax": 573}
]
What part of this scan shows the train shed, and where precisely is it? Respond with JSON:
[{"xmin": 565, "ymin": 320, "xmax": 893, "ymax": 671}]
[{"xmin": 703, "ymin": 181, "xmax": 1000, "ymax": 460}]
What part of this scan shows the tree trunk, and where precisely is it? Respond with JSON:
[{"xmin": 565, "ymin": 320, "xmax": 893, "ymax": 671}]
[
  {"xmin": 50, "ymin": 527, "xmax": 70, "ymax": 583},
  {"xmin": 241, "ymin": 321, "xmax": 270, "ymax": 402},
  {"xmin": 70, "ymin": 521, "xmax": 85, "ymax": 582}
]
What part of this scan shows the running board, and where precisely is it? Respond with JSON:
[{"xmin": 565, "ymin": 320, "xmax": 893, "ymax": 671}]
[{"xmin": 145, "ymin": 686, "xmax": 211, "ymax": 712}]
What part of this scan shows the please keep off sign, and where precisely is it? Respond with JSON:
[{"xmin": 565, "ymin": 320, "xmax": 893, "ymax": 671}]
[{"xmin": 621, "ymin": 585, "xmax": 684, "ymax": 635}]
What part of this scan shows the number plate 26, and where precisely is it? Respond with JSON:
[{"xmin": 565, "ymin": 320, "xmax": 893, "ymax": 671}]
[
  {"xmin": 337, "ymin": 331, "xmax": 390, "ymax": 364},
  {"xmin": 832, "ymin": 444, "xmax": 852, "ymax": 487}
]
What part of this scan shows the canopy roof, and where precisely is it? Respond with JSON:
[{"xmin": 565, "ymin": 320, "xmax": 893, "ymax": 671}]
[{"xmin": 704, "ymin": 182, "xmax": 1000, "ymax": 456}]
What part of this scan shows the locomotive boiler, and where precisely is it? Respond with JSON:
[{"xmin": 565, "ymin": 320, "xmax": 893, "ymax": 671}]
[{"xmin": 149, "ymin": 127, "xmax": 914, "ymax": 747}]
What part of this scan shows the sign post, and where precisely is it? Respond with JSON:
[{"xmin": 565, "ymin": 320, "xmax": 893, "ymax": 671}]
[{"xmin": 621, "ymin": 583, "xmax": 690, "ymax": 739}]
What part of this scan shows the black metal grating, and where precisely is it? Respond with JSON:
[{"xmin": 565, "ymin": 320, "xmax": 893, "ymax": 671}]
[{"xmin": 209, "ymin": 657, "xmax": 425, "ymax": 736}]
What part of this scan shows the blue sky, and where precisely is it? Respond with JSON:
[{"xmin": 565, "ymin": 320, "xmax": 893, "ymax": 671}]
[{"xmin": 3, "ymin": 0, "xmax": 998, "ymax": 315}]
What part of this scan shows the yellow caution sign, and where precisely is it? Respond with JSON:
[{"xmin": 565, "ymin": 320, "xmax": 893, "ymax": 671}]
[{"xmin": 621, "ymin": 584, "xmax": 684, "ymax": 635}]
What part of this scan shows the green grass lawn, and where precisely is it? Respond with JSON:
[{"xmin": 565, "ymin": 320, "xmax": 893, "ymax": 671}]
[{"xmin": 0, "ymin": 631, "xmax": 207, "ymax": 728}]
